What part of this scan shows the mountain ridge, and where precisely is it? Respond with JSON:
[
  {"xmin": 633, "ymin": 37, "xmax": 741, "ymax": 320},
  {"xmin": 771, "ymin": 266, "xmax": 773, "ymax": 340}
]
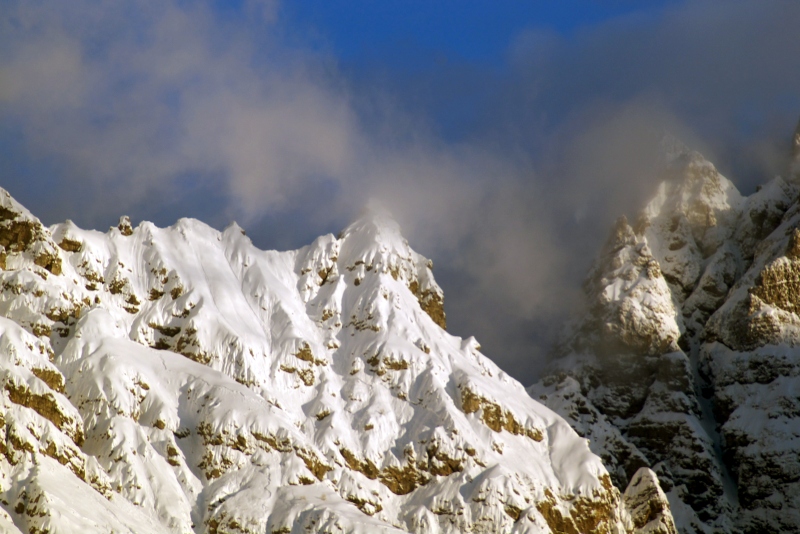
[{"xmin": 0, "ymin": 187, "xmax": 673, "ymax": 533}]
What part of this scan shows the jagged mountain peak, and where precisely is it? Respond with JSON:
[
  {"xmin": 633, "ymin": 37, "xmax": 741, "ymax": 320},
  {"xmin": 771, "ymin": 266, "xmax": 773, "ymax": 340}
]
[
  {"xmin": 631, "ymin": 147, "xmax": 744, "ymax": 310},
  {"xmin": 637, "ymin": 149, "xmax": 743, "ymax": 238},
  {"xmin": 0, "ymin": 187, "xmax": 671, "ymax": 533},
  {"xmin": 533, "ymin": 123, "xmax": 800, "ymax": 534}
]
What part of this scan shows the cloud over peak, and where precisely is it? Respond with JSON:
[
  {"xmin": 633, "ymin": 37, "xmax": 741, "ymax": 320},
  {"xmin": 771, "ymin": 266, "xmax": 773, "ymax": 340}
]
[{"xmin": 2, "ymin": 0, "xmax": 800, "ymax": 382}]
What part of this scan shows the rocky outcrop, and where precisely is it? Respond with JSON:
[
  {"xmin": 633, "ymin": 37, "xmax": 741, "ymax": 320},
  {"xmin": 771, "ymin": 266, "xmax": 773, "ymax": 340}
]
[
  {"xmin": 0, "ymin": 190, "xmax": 62, "ymax": 275},
  {"xmin": 622, "ymin": 468, "xmax": 677, "ymax": 534},
  {"xmin": 577, "ymin": 215, "xmax": 681, "ymax": 360}
]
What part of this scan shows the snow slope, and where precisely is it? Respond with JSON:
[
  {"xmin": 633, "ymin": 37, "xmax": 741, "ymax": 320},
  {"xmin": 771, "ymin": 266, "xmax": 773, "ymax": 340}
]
[{"xmin": 0, "ymin": 188, "xmax": 670, "ymax": 533}]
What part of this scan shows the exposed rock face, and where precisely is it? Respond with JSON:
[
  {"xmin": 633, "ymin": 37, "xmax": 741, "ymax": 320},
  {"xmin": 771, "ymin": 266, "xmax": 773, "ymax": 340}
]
[
  {"xmin": 622, "ymin": 468, "xmax": 678, "ymax": 534},
  {"xmin": 0, "ymin": 189, "xmax": 666, "ymax": 533},
  {"xmin": 0, "ymin": 190, "xmax": 62, "ymax": 275},
  {"xmin": 531, "ymin": 141, "xmax": 800, "ymax": 533},
  {"xmin": 700, "ymin": 343, "xmax": 800, "ymax": 533},
  {"xmin": 578, "ymin": 214, "xmax": 681, "ymax": 361}
]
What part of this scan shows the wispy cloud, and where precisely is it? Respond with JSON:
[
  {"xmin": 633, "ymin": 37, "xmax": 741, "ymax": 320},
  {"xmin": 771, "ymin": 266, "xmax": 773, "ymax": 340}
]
[{"xmin": 1, "ymin": 0, "xmax": 799, "ymax": 383}]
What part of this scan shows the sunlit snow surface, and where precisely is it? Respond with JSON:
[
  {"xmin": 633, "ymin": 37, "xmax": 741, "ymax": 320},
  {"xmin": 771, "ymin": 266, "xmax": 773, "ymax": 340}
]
[{"xmin": 0, "ymin": 189, "xmax": 647, "ymax": 533}]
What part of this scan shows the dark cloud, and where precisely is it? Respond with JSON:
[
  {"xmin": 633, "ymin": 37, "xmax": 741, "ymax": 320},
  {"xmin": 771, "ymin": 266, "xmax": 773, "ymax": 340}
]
[{"xmin": 1, "ymin": 0, "xmax": 799, "ymax": 384}]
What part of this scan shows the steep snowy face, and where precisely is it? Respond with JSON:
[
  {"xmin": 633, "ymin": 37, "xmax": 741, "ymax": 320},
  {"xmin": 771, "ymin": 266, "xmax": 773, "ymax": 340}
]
[
  {"xmin": 0, "ymin": 191, "xmax": 664, "ymax": 533},
  {"xmin": 532, "ymin": 138, "xmax": 800, "ymax": 534}
]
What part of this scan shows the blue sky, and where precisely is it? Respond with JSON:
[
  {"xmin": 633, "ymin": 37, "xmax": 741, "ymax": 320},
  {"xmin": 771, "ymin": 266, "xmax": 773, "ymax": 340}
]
[
  {"xmin": 279, "ymin": 1, "xmax": 671, "ymax": 64},
  {"xmin": 1, "ymin": 0, "xmax": 800, "ymax": 382}
]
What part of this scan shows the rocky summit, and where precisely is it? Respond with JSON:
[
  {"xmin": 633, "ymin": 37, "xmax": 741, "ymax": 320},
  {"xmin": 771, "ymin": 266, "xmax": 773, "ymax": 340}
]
[
  {"xmin": 0, "ymin": 187, "xmax": 673, "ymax": 532},
  {"xmin": 531, "ymin": 128, "xmax": 800, "ymax": 534}
]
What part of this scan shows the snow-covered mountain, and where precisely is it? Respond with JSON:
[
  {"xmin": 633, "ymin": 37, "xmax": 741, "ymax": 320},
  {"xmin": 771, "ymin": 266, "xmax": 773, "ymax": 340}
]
[
  {"xmin": 531, "ymin": 128, "xmax": 800, "ymax": 534},
  {"xmin": 0, "ymin": 188, "xmax": 673, "ymax": 533}
]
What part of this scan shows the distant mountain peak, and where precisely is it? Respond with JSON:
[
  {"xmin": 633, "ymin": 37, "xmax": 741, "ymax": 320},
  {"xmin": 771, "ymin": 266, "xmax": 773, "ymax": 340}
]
[{"xmin": 532, "ymin": 122, "xmax": 800, "ymax": 534}]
